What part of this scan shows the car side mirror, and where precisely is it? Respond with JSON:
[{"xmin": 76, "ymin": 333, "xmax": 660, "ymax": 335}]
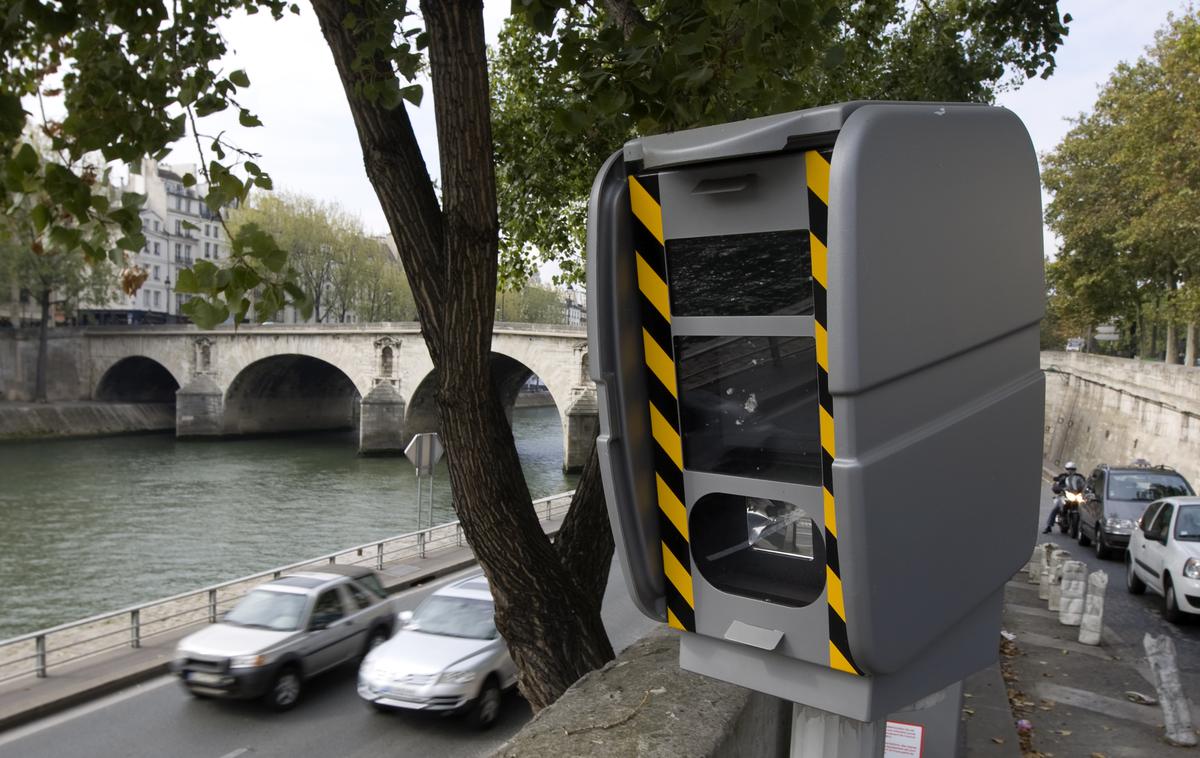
[{"xmin": 397, "ymin": 610, "xmax": 413, "ymax": 627}]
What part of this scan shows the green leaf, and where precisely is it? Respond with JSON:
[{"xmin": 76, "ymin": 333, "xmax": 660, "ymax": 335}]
[
  {"xmin": 175, "ymin": 268, "xmax": 199, "ymax": 293},
  {"xmin": 13, "ymin": 143, "xmax": 38, "ymax": 173},
  {"xmin": 181, "ymin": 298, "xmax": 229, "ymax": 330},
  {"xmin": 182, "ymin": 173, "xmax": 197, "ymax": 188},
  {"xmin": 238, "ymin": 109, "xmax": 263, "ymax": 128},
  {"xmin": 181, "ymin": 220, "xmax": 199, "ymax": 231},
  {"xmin": 229, "ymin": 69, "xmax": 251, "ymax": 88},
  {"xmin": 399, "ymin": 85, "xmax": 423, "ymax": 107},
  {"xmin": 31, "ymin": 204, "xmax": 51, "ymax": 232}
]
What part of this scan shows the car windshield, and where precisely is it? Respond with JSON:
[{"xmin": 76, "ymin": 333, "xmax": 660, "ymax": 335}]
[
  {"xmin": 224, "ymin": 589, "xmax": 307, "ymax": 631},
  {"xmin": 1175, "ymin": 506, "xmax": 1200, "ymax": 541},
  {"xmin": 1107, "ymin": 472, "xmax": 1193, "ymax": 502},
  {"xmin": 410, "ymin": 595, "xmax": 496, "ymax": 640}
]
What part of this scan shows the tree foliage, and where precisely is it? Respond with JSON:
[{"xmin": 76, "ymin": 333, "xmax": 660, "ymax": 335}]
[
  {"xmin": 1044, "ymin": 10, "xmax": 1200, "ymax": 359},
  {"xmin": 495, "ymin": 0, "xmax": 1071, "ymax": 284},
  {"xmin": 0, "ymin": 0, "xmax": 311, "ymax": 328},
  {"xmin": 229, "ymin": 192, "xmax": 411, "ymax": 322}
]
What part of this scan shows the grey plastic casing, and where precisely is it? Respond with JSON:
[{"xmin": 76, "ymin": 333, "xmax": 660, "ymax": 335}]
[{"xmin": 586, "ymin": 102, "xmax": 1045, "ymax": 720}]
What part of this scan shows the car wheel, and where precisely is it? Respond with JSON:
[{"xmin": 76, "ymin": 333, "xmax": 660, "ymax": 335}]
[
  {"xmin": 1126, "ymin": 554, "xmax": 1146, "ymax": 595},
  {"xmin": 266, "ymin": 666, "xmax": 303, "ymax": 712},
  {"xmin": 1163, "ymin": 577, "xmax": 1185, "ymax": 623},
  {"xmin": 1077, "ymin": 523, "xmax": 1091, "ymax": 547},
  {"xmin": 362, "ymin": 627, "xmax": 389, "ymax": 659},
  {"xmin": 470, "ymin": 676, "xmax": 502, "ymax": 730},
  {"xmin": 1095, "ymin": 530, "xmax": 1111, "ymax": 560}
]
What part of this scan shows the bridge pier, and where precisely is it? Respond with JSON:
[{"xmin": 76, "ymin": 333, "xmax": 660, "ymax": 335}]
[
  {"xmin": 563, "ymin": 386, "xmax": 599, "ymax": 473},
  {"xmin": 359, "ymin": 382, "xmax": 407, "ymax": 456},
  {"xmin": 175, "ymin": 375, "xmax": 225, "ymax": 438}
]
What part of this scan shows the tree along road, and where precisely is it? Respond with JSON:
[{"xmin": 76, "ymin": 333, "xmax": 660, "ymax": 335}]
[
  {"xmin": 1034, "ymin": 480, "xmax": 1200, "ymax": 697},
  {"xmin": 0, "ymin": 562, "xmax": 659, "ymax": 758}
]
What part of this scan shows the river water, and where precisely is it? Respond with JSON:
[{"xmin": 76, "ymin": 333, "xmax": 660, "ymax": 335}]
[{"xmin": 0, "ymin": 406, "xmax": 575, "ymax": 639}]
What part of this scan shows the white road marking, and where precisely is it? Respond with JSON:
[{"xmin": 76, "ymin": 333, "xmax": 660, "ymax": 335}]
[
  {"xmin": 0, "ymin": 675, "xmax": 175, "ymax": 748},
  {"xmin": 1034, "ymin": 682, "xmax": 1163, "ymax": 727},
  {"xmin": 217, "ymin": 748, "xmax": 250, "ymax": 758},
  {"xmin": 1014, "ymin": 630, "xmax": 1115, "ymax": 660}
]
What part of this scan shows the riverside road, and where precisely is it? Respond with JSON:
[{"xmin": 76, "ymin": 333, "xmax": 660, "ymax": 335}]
[{"xmin": 0, "ymin": 562, "xmax": 657, "ymax": 758}]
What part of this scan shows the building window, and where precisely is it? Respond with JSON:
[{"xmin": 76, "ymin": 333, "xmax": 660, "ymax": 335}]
[
  {"xmin": 153, "ymin": 265, "xmax": 160, "ymax": 281},
  {"xmin": 204, "ymin": 242, "xmax": 210, "ymax": 257},
  {"xmin": 185, "ymin": 244, "xmax": 192, "ymax": 261},
  {"xmin": 153, "ymin": 241, "xmax": 160, "ymax": 256},
  {"xmin": 153, "ymin": 220, "xmax": 160, "ymax": 232},
  {"xmin": 212, "ymin": 245, "xmax": 219, "ymax": 260},
  {"xmin": 143, "ymin": 289, "xmax": 151, "ymax": 307},
  {"xmin": 175, "ymin": 243, "xmax": 182, "ymax": 259},
  {"xmin": 153, "ymin": 291, "xmax": 161, "ymax": 308},
  {"xmin": 175, "ymin": 219, "xmax": 181, "ymax": 234}
]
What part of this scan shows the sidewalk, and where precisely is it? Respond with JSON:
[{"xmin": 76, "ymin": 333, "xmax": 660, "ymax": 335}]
[
  {"xmin": 985, "ymin": 572, "xmax": 1196, "ymax": 757},
  {"xmin": 0, "ymin": 515, "xmax": 563, "ymax": 733}
]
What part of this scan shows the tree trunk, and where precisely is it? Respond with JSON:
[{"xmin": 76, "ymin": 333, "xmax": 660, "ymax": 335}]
[
  {"xmin": 1166, "ymin": 320, "xmax": 1178, "ymax": 364},
  {"xmin": 1187, "ymin": 322, "xmax": 1197, "ymax": 368},
  {"xmin": 311, "ymin": 0, "xmax": 615, "ymax": 710},
  {"xmin": 34, "ymin": 288, "xmax": 50, "ymax": 403}
]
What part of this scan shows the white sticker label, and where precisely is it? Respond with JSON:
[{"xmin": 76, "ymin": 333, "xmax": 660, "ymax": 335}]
[{"xmin": 884, "ymin": 720, "xmax": 924, "ymax": 757}]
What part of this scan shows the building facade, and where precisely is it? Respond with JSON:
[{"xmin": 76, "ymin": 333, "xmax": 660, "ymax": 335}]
[{"xmin": 80, "ymin": 160, "xmax": 228, "ymax": 324}]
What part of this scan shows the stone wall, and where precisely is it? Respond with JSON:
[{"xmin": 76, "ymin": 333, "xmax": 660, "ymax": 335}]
[
  {"xmin": 0, "ymin": 329, "xmax": 89, "ymax": 402},
  {"xmin": 1042, "ymin": 351, "xmax": 1200, "ymax": 483},
  {"xmin": 0, "ymin": 402, "xmax": 175, "ymax": 440}
]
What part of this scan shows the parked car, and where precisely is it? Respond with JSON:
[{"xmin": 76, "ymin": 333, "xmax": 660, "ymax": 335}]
[
  {"xmin": 1080, "ymin": 463, "xmax": 1194, "ymax": 559},
  {"xmin": 1065, "ymin": 337, "xmax": 1085, "ymax": 352},
  {"xmin": 1126, "ymin": 496, "xmax": 1200, "ymax": 622},
  {"xmin": 357, "ymin": 573, "xmax": 517, "ymax": 729},
  {"xmin": 171, "ymin": 565, "xmax": 395, "ymax": 710}
]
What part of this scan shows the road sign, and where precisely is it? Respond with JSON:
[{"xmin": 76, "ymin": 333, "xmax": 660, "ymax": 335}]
[
  {"xmin": 404, "ymin": 432, "xmax": 444, "ymax": 475},
  {"xmin": 587, "ymin": 101, "xmax": 1044, "ymax": 723}
]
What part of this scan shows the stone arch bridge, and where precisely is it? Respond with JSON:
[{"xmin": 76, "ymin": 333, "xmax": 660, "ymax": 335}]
[{"xmin": 85, "ymin": 322, "xmax": 597, "ymax": 471}]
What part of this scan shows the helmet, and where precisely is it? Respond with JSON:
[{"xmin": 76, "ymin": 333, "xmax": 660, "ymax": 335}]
[{"xmin": 1065, "ymin": 461, "xmax": 1077, "ymax": 471}]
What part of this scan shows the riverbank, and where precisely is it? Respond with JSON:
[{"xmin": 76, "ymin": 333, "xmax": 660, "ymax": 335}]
[{"xmin": 0, "ymin": 402, "xmax": 175, "ymax": 441}]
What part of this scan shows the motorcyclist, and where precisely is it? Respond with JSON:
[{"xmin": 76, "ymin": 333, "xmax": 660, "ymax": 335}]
[{"xmin": 1043, "ymin": 461, "xmax": 1087, "ymax": 534}]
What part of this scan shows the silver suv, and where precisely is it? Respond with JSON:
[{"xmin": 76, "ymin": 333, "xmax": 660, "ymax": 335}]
[{"xmin": 171, "ymin": 565, "xmax": 396, "ymax": 710}]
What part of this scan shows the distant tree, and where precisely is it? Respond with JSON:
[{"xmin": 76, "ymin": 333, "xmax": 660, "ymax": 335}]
[
  {"xmin": 0, "ymin": 135, "xmax": 116, "ymax": 400},
  {"xmin": 1044, "ymin": 11, "xmax": 1200, "ymax": 364},
  {"xmin": 496, "ymin": 281, "xmax": 568, "ymax": 324}
]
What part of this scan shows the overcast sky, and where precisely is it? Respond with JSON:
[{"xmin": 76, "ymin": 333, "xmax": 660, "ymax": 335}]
[{"xmin": 177, "ymin": 1, "xmax": 1191, "ymax": 260}]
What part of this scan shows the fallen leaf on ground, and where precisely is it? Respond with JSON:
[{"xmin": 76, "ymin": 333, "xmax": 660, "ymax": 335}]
[
  {"xmin": 1055, "ymin": 729, "xmax": 1072, "ymax": 736},
  {"xmin": 1124, "ymin": 690, "xmax": 1157, "ymax": 705},
  {"xmin": 991, "ymin": 737, "xmax": 1005, "ymax": 744},
  {"xmin": 963, "ymin": 708, "xmax": 976, "ymax": 715}
]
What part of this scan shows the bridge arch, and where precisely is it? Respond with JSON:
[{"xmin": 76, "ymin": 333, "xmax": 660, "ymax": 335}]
[
  {"xmin": 94, "ymin": 356, "xmax": 181, "ymax": 403},
  {"xmin": 223, "ymin": 354, "xmax": 361, "ymax": 435}
]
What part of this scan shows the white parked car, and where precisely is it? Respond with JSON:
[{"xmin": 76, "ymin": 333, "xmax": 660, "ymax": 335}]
[
  {"xmin": 1126, "ymin": 496, "xmax": 1200, "ymax": 622},
  {"xmin": 357, "ymin": 573, "xmax": 518, "ymax": 728}
]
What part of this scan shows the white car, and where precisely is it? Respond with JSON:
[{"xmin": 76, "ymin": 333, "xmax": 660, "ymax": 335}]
[
  {"xmin": 357, "ymin": 573, "xmax": 518, "ymax": 728},
  {"xmin": 1126, "ymin": 496, "xmax": 1200, "ymax": 622}
]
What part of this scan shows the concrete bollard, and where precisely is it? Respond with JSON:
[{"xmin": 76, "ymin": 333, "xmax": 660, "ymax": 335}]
[
  {"xmin": 1078, "ymin": 570, "xmax": 1108, "ymax": 645},
  {"xmin": 1047, "ymin": 550, "xmax": 1070, "ymax": 612},
  {"xmin": 1058, "ymin": 560, "xmax": 1087, "ymax": 626},
  {"xmin": 1144, "ymin": 633, "xmax": 1199, "ymax": 746},
  {"xmin": 1027, "ymin": 545, "xmax": 1045, "ymax": 583},
  {"xmin": 1037, "ymin": 543, "xmax": 1056, "ymax": 599}
]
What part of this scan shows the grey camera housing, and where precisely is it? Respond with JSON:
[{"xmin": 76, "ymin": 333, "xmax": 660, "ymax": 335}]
[{"xmin": 587, "ymin": 101, "xmax": 1044, "ymax": 720}]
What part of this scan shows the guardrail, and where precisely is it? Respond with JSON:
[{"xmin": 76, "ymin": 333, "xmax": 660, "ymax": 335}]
[{"xmin": 0, "ymin": 491, "xmax": 574, "ymax": 685}]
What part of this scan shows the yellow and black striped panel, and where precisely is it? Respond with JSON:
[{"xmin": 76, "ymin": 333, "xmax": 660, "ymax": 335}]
[
  {"xmin": 628, "ymin": 172, "xmax": 696, "ymax": 633},
  {"xmin": 806, "ymin": 148, "xmax": 862, "ymax": 676}
]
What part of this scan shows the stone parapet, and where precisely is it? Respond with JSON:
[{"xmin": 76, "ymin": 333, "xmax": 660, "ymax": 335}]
[{"xmin": 494, "ymin": 631, "xmax": 790, "ymax": 758}]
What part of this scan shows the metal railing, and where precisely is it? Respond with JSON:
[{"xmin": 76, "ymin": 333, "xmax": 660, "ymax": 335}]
[{"xmin": 0, "ymin": 491, "xmax": 574, "ymax": 685}]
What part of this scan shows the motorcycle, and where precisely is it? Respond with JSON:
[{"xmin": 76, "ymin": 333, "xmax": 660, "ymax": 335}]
[{"xmin": 1056, "ymin": 489, "xmax": 1085, "ymax": 536}]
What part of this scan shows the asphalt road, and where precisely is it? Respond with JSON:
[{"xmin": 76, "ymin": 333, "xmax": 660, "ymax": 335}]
[
  {"xmin": 0, "ymin": 562, "xmax": 659, "ymax": 758},
  {"xmin": 1034, "ymin": 479, "xmax": 1200, "ymax": 694}
]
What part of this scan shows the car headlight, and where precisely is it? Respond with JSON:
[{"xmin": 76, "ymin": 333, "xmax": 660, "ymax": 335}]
[
  {"xmin": 1184, "ymin": 558, "xmax": 1200, "ymax": 580},
  {"xmin": 1105, "ymin": 517, "xmax": 1136, "ymax": 532},
  {"xmin": 438, "ymin": 670, "xmax": 477, "ymax": 684},
  {"xmin": 230, "ymin": 654, "xmax": 267, "ymax": 669}
]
